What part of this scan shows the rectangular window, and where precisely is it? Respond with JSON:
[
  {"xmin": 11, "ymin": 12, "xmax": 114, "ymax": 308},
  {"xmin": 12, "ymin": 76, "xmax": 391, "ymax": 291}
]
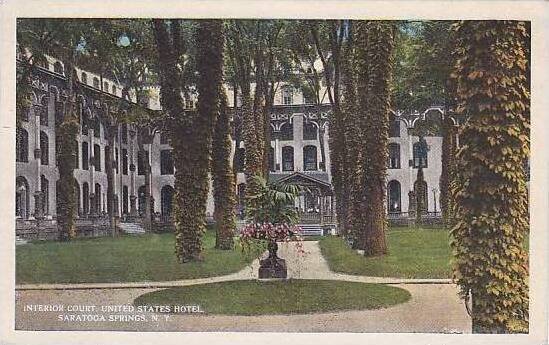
[
  {"xmin": 39, "ymin": 106, "xmax": 48, "ymax": 126},
  {"xmin": 115, "ymin": 148, "xmax": 119, "ymax": 173},
  {"xmin": 160, "ymin": 150, "xmax": 174, "ymax": 175},
  {"xmin": 122, "ymin": 149, "xmax": 128, "ymax": 175},
  {"xmin": 121, "ymin": 124, "xmax": 128, "ymax": 144},
  {"xmin": 282, "ymin": 87, "xmax": 293, "ymax": 105},
  {"xmin": 82, "ymin": 142, "xmax": 89, "ymax": 170},
  {"xmin": 389, "ymin": 120, "xmax": 400, "ymax": 138},
  {"xmin": 137, "ymin": 150, "xmax": 149, "ymax": 175},
  {"xmin": 94, "ymin": 144, "xmax": 101, "ymax": 171},
  {"xmin": 75, "ymin": 140, "xmax": 79, "ymax": 169}
]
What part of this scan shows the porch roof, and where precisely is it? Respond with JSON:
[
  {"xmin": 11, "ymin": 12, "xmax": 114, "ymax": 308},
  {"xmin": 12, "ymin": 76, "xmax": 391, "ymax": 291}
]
[{"xmin": 269, "ymin": 172, "xmax": 332, "ymax": 193}]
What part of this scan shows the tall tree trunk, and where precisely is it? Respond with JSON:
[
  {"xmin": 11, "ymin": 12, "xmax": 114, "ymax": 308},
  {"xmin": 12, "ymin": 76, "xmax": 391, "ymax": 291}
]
[
  {"xmin": 415, "ymin": 166, "xmax": 426, "ymax": 225},
  {"xmin": 153, "ymin": 20, "xmax": 221, "ymax": 262},
  {"xmin": 57, "ymin": 57, "xmax": 79, "ymax": 241},
  {"xmin": 212, "ymin": 90, "xmax": 236, "ymax": 249},
  {"xmin": 106, "ymin": 126, "xmax": 117, "ymax": 236},
  {"xmin": 440, "ymin": 116, "xmax": 456, "ymax": 226},
  {"xmin": 355, "ymin": 21, "xmax": 395, "ymax": 256},
  {"xmin": 450, "ymin": 20, "xmax": 529, "ymax": 333}
]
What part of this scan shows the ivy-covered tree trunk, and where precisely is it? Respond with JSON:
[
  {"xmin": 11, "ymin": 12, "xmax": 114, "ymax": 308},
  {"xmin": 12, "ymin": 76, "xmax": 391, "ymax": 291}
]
[
  {"xmin": 153, "ymin": 19, "xmax": 222, "ymax": 262},
  {"xmin": 137, "ymin": 131, "xmax": 153, "ymax": 232},
  {"xmin": 212, "ymin": 88, "xmax": 236, "ymax": 250},
  {"xmin": 242, "ymin": 86, "xmax": 265, "ymax": 218},
  {"xmin": 355, "ymin": 21, "xmax": 394, "ymax": 256},
  {"xmin": 340, "ymin": 33, "xmax": 361, "ymax": 245},
  {"xmin": 57, "ymin": 59, "xmax": 79, "ymax": 241},
  {"xmin": 415, "ymin": 167, "xmax": 427, "ymax": 225},
  {"xmin": 450, "ymin": 20, "xmax": 530, "ymax": 333},
  {"xmin": 440, "ymin": 116, "xmax": 456, "ymax": 225},
  {"xmin": 106, "ymin": 126, "xmax": 117, "ymax": 237}
]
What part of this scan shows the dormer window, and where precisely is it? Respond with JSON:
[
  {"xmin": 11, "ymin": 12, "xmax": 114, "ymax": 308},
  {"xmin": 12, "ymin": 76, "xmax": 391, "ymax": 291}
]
[
  {"xmin": 53, "ymin": 61, "xmax": 64, "ymax": 75},
  {"xmin": 282, "ymin": 87, "xmax": 293, "ymax": 105}
]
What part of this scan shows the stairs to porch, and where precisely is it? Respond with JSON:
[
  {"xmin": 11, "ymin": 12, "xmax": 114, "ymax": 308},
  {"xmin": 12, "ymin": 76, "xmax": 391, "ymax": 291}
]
[
  {"xmin": 118, "ymin": 222, "xmax": 146, "ymax": 235},
  {"xmin": 297, "ymin": 223, "xmax": 323, "ymax": 237}
]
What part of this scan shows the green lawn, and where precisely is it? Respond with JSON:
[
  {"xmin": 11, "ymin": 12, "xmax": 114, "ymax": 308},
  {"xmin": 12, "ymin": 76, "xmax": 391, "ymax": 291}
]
[
  {"xmin": 133, "ymin": 279, "xmax": 411, "ymax": 315},
  {"xmin": 16, "ymin": 230, "xmax": 256, "ymax": 284},
  {"xmin": 319, "ymin": 227, "xmax": 452, "ymax": 278}
]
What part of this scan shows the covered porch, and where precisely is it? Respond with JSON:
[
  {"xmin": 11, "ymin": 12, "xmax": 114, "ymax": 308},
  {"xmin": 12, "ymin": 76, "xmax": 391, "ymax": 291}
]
[{"xmin": 271, "ymin": 172, "xmax": 336, "ymax": 233}]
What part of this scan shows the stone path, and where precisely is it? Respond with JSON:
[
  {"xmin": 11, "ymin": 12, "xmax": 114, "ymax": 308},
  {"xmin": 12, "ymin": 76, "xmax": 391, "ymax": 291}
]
[{"xmin": 15, "ymin": 241, "xmax": 471, "ymax": 333}]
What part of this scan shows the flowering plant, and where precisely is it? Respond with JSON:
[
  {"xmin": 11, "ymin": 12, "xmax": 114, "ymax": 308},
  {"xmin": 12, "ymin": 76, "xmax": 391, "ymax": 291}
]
[{"xmin": 239, "ymin": 222, "xmax": 305, "ymax": 256}]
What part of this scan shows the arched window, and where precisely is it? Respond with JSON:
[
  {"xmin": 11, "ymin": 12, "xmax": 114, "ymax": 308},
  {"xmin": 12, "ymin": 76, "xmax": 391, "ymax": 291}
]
[
  {"xmin": 303, "ymin": 145, "xmax": 317, "ymax": 171},
  {"xmin": 235, "ymin": 148, "xmax": 245, "ymax": 173},
  {"xmin": 303, "ymin": 121, "xmax": 317, "ymax": 140},
  {"xmin": 82, "ymin": 142, "xmax": 89, "ymax": 170},
  {"xmin": 41, "ymin": 175, "xmax": 49, "ymax": 215},
  {"xmin": 388, "ymin": 143, "xmax": 400, "ymax": 169},
  {"xmin": 282, "ymin": 86, "xmax": 293, "ymax": 105},
  {"xmin": 16, "ymin": 176, "xmax": 29, "ymax": 219},
  {"xmin": 94, "ymin": 183, "xmax": 102, "ymax": 214},
  {"xmin": 279, "ymin": 122, "xmax": 293, "ymax": 141},
  {"xmin": 93, "ymin": 77, "xmax": 100, "ymax": 89},
  {"xmin": 94, "ymin": 144, "xmax": 101, "ymax": 171},
  {"xmin": 53, "ymin": 61, "xmax": 64, "ymax": 75},
  {"xmin": 40, "ymin": 131, "xmax": 49, "ymax": 165},
  {"xmin": 413, "ymin": 140, "xmax": 428, "ymax": 168},
  {"xmin": 161, "ymin": 185, "xmax": 175, "ymax": 218},
  {"xmin": 414, "ymin": 179, "xmax": 428, "ymax": 213},
  {"xmin": 81, "ymin": 72, "xmax": 87, "ymax": 84},
  {"xmin": 268, "ymin": 147, "xmax": 275, "ymax": 172},
  {"xmin": 387, "ymin": 180, "xmax": 401, "ymax": 213},
  {"xmin": 122, "ymin": 185, "xmax": 129, "ymax": 214},
  {"xmin": 160, "ymin": 150, "xmax": 174, "ymax": 175},
  {"xmin": 112, "ymin": 84, "xmax": 117, "ymax": 95},
  {"xmin": 389, "ymin": 117, "xmax": 401, "ymax": 138},
  {"xmin": 103, "ymin": 82, "xmax": 109, "ymax": 91},
  {"xmin": 282, "ymin": 146, "xmax": 294, "ymax": 171},
  {"xmin": 16, "ymin": 127, "xmax": 29, "ymax": 163},
  {"xmin": 82, "ymin": 182, "xmax": 90, "ymax": 215}
]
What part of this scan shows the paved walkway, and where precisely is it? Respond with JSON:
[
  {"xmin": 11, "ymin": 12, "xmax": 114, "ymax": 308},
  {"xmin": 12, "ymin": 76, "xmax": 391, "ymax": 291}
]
[{"xmin": 15, "ymin": 241, "xmax": 471, "ymax": 333}]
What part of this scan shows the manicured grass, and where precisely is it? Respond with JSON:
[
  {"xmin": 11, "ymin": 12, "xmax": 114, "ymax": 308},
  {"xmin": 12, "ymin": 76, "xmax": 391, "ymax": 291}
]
[
  {"xmin": 16, "ymin": 230, "xmax": 256, "ymax": 284},
  {"xmin": 133, "ymin": 279, "xmax": 411, "ymax": 315},
  {"xmin": 319, "ymin": 227, "xmax": 452, "ymax": 278}
]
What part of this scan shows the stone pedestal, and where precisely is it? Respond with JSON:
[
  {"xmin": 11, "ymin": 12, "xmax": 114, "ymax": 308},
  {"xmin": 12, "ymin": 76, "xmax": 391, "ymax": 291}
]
[{"xmin": 258, "ymin": 241, "xmax": 287, "ymax": 279}]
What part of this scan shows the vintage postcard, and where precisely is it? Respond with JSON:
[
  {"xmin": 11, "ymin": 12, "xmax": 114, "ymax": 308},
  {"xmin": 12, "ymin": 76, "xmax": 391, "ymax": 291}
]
[{"xmin": 0, "ymin": 1, "xmax": 548, "ymax": 345}]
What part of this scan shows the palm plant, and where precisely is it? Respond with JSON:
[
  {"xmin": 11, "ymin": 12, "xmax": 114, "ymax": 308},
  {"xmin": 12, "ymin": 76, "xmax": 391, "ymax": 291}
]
[{"xmin": 245, "ymin": 175, "xmax": 303, "ymax": 225}]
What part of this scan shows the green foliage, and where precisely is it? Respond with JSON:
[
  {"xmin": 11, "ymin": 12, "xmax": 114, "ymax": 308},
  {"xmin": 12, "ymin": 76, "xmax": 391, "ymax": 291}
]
[
  {"xmin": 16, "ymin": 230, "xmax": 255, "ymax": 284},
  {"xmin": 320, "ymin": 227, "xmax": 452, "ymax": 278},
  {"xmin": 392, "ymin": 21, "xmax": 455, "ymax": 111},
  {"xmin": 245, "ymin": 175, "xmax": 302, "ymax": 225},
  {"xmin": 450, "ymin": 20, "xmax": 530, "ymax": 333},
  {"xmin": 134, "ymin": 279, "xmax": 411, "ymax": 316}
]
